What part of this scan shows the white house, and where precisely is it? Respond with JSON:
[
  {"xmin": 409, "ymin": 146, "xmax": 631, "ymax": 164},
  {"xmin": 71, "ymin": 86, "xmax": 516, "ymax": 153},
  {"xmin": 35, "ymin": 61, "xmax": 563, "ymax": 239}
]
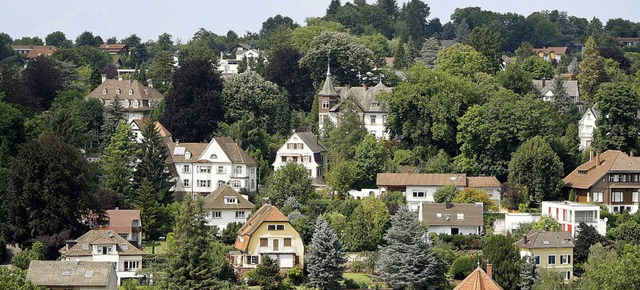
[
  {"xmin": 273, "ymin": 131, "xmax": 327, "ymax": 180},
  {"xmin": 86, "ymin": 79, "xmax": 163, "ymax": 122},
  {"xmin": 419, "ymin": 202, "xmax": 484, "ymax": 235},
  {"xmin": 493, "ymin": 212, "xmax": 541, "ymax": 235},
  {"xmin": 533, "ymin": 46, "xmax": 568, "ymax": 62},
  {"xmin": 578, "ymin": 105, "xmax": 598, "ymax": 151},
  {"xmin": 376, "ymin": 173, "xmax": 501, "ymax": 211},
  {"xmin": 59, "ymin": 230, "xmax": 144, "ymax": 285},
  {"xmin": 202, "ymin": 185, "xmax": 254, "ymax": 230},
  {"xmin": 317, "ymin": 66, "xmax": 393, "ymax": 140},
  {"xmin": 218, "ymin": 43, "xmax": 261, "ymax": 76},
  {"xmin": 129, "ymin": 119, "xmax": 172, "ymax": 144},
  {"xmin": 542, "ymin": 201, "xmax": 607, "ymax": 237},
  {"xmin": 532, "ymin": 79, "xmax": 580, "ymax": 104},
  {"xmin": 168, "ymin": 137, "xmax": 258, "ymax": 199}
]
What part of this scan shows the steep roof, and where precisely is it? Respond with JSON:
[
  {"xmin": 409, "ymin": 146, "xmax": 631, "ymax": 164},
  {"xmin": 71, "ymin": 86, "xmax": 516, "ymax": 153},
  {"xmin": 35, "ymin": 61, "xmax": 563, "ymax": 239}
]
[
  {"xmin": 59, "ymin": 230, "xmax": 143, "ymax": 257},
  {"xmin": 453, "ymin": 267, "xmax": 503, "ymax": 290},
  {"xmin": 202, "ymin": 186, "xmax": 254, "ymax": 210},
  {"xmin": 131, "ymin": 119, "xmax": 172, "ymax": 138},
  {"xmin": 27, "ymin": 260, "xmax": 115, "ymax": 287},
  {"xmin": 86, "ymin": 79, "xmax": 164, "ymax": 112},
  {"xmin": 102, "ymin": 209, "xmax": 140, "ymax": 234},
  {"xmin": 421, "ymin": 203, "xmax": 483, "ymax": 227},
  {"xmin": 532, "ymin": 79, "xmax": 579, "ymax": 98},
  {"xmin": 99, "ymin": 43, "xmax": 128, "ymax": 53},
  {"xmin": 318, "ymin": 65, "xmax": 340, "ymax": 97},
  {"xmin": 467, "ymin": 176, "xmax": 501, "ymax": 188},
  {"xmin": 377, "ymin": 173, "xmax": 468, "ymax": 187},
  {"xmin": 341, "ymin": 84, "xmax": 392, "ymax": 113},
  {"xmin": 564, "ymin": 150, "xmax": 640, "ymax": 189},
  {"xmin": 234, "ymin": 204, "xmax": 290, "ymax": 252},
  {"xmin": 533, "ymin": 46, "xmax": 568, "ymax": 55},
  {"xmin": 214, "ymin": 137, "xmax": 257, "ymax": 166},
  {"xmin": 26, "ymin": 46, "xmax": 57, "ymax": 58},
  {"xmin": 167, "ymin": 142, "xmax": 209, "ymax": 163},
  {"xmin": 515, "ymin": 230, "xmax": 574, "ymax": 249},
  {"xmin": 295, "ymin": 131, "xmax": 326, "ymax": 153}
]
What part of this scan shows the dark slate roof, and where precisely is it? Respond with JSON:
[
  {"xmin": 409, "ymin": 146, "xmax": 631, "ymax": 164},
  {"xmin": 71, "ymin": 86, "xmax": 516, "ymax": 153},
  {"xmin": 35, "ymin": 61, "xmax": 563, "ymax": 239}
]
[
  {"xmin": 318, "ymin": 65, "xmax": 339, "ymax": 96},
  {"xmin": 215, "ymin": 137, "xmax": 257, "ymax": 166},
  {"xmin": 295, "ymin": 132, "xmax": 326, "ymax": 153},
  {"xmin": 59, "ymin": 230, "xmax": 143, "ymax": 257},
  {"xmin": 421, "ymin": 203, "xmax": 483, "ymax": 227},
  {"xmin": 515, "ymin": 230, "xmax": 574, "ymax": 249}
]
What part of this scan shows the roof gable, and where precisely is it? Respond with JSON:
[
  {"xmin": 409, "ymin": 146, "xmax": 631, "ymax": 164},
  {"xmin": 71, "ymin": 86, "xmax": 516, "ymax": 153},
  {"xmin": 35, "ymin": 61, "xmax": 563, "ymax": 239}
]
[
  {"xmin": 59, "ymin": 230, "xmax": 143, "ymax": 257},
  {"xmin": 453, "ymin": 267, "xmax": 503, "ymax": 290},
  {"xmin": 515, "ymin": 230, "xmax": 574, "ymax": 249},
  {"xmin": 234, "ymin": 204, "xmax": 291, "ymax": 251},
  {"xmin": 564, "ymin": 150, "xmax": 640, "ymax": 189},
  {"xmin": 202, "ymin": 186, "xmax": 254, "ymax": 210}
]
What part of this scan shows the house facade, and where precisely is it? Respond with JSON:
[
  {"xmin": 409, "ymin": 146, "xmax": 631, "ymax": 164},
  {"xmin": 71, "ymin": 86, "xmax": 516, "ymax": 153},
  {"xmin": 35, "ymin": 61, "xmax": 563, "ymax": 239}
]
[
  {"xmin": 231, "ymin": 204, "xmax": 304, "ymax": 271},
  {"xmin": 578, "ymin": 106, "xmax": 598, "ymax": 150},
  {"xmin": 27, "ymin": 260, "xmax": 118, "ymax": 290},
  {"xmin": 59, "ymin": 230, "xmax": 144, "ymax": 285},
  {"xmin": 541, "ymin": 201, "xmax": 607, "ymax": 237},
  {"xmin": 202, "ymin": 186, "xmax": 254, "ymax": 230},
  {"xmin": 218, "ymin": 43, "xmax": 260, "ymax": 76},
  {"xmin": 129, "ymin": 119, "xmax": 172, "ymax": 144},
  {"xmin": 533, "ymin": 46, "xmax": 568, "ymax": 62},
  {"xmin": 273, "ymin": 131, "xmax": 327, "ymax": 179},
  {"xmin": 563, "ymin": 150, "xmax": 640, "ymax": 213},
  {"xmin": 376, "ymin": 173, "xmax": 501, "ymax": 211},
  {"xmin": 419, "ymin": 202, "xmax": 483, "ymax": 235},
  {"xmin": 515, "ymin": 231, "xmax": 575, "ymax": 281},
  {"xmin": 86, "ymin": 79, "xmax": 163, "ymax": 122},
  {"xmin": 100, "ymin": 209, "xmax": 143, "ymax": 247},
  {"xmin": 317, "ymin": 67, "xmax": 393, "ymax": 140},
  {"xmin": 168, "ymin": 137, "xmax": 258, "ymax": 199}
]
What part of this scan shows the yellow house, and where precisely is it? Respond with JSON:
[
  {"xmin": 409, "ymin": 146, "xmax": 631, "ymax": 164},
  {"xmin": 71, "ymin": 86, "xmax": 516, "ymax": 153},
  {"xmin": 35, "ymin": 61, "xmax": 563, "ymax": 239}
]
[
  {"xmin": 515, "ymin": 231, "xmax": 574, "ymax": 280},
  {"xmin": 231, "ymin": 203, "xmax": 304, "ymax": 270}
]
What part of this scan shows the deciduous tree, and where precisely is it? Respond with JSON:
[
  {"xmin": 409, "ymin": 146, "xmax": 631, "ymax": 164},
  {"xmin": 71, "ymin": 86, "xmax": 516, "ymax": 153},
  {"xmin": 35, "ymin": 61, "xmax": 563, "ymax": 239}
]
[
  {"xmin": 452, "ymin": 188, "xmax": 498, "ymax": 211},
  {"xmin": 263, "ymin": 162, "xmax": 313, "ymax": 208},
  {"xmin": 344, "ymin": 197, "xmax": 390, "ymax": 251},
  {"xmin": 591, "ymin": 82, "xmax": 640, "ymax": 153},
  {"xmin": 508, "ymin": 136, "xmax": 564, "ymax": 202},
  {"xmin": 434, "ymin": 185, "xmax": 460, "ymax": 203},
  {"xmin": 353, "ymin": 134, "xmax": 392, "ymax": 189},
  {"xmin": 436, "ymin": 43, "xmax": 492, "ymax": 78}
]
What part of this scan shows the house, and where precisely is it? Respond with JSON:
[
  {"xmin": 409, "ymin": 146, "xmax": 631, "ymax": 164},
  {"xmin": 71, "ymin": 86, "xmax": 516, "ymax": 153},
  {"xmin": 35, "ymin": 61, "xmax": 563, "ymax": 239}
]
[
  {"xmin": 100, "ymin": 209, "xmax": 143, "ymax": 247},
  {"xmin": 317, "ymin": 66, "xmax": 393, "ymax": 140},
  {"xmin": 59, "ymin": 230, "xmax": 144, "ymax": 285},
  {"xmin": 11, "ymin": 45, "xmax": 57, "ymax": 59},
  {"xmin": 532, "ymin": 79, "xmax": 580, "ymax": 104},
  {"xmin": 493, "ymin": 212, "xmax": 541, "ymax": 235},
  {"xmin": 168, "ymin": 137, "xmax": 258, "ymax": 199},
  {"xmin": 27, "ymin": 260, "xmax": 118, "ymax": 290},
  {"xmin": 86, "ymin": 79, "xmax": 163, "ymax": 122},
  {"xmin": 272, "ymin": 131, "xmax": 327, "ymax": 181},
  {"xmin": 99, "ymin": 44, "xmax": 129, "ymax": 55},
  {"xmin": 129, "ymin": 118, "xmax": 172, "ymax": 144},
  {"xmin": 533, "ymin": 46, "xmax": 568, "ymax": 62},
  {"xmin": 202, "ymin": 185, "xmax": 254, "ymax": 230},
  {"xmin": 563, "ymin": 150, "xmax": 640, "ymax": 213},
  {"xmin": 218, "ymin": 43, "xmax": 261, "ymax": 76},
  {"xmin": 541, "ymin": 201, "xmax": 607, "ymax": 237},
  {"xmin": 376, "ymin": 173, "xmax": 501, "ymax": 211},
  {"xmin": 453, "ymin": 265, "xmax": 503, "ymax": 290},
  {"xmin": 230, "ymin": 203, "xmax": 304, "ymax": 272},
  {"xmin": 515, "ymin": 230, "xmax": 574, "ymax": 281},
  {"xmin": 616, "ymin": 37, "xmax": 640, "ymax": 47},
  {"xmin": 419, "ymin": 202, "xmax": 484, "ymax": 235},
  {"xmin": 578, "ymin": 105, "xmax": 598, "ymax": 150}
]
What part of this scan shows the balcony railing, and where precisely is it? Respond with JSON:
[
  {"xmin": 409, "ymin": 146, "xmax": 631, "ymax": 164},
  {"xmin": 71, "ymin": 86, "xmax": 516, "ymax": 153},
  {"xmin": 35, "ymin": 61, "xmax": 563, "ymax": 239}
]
[{"xmin": 258, "ymin": 246, "xmax": 297, "ymax": 254}]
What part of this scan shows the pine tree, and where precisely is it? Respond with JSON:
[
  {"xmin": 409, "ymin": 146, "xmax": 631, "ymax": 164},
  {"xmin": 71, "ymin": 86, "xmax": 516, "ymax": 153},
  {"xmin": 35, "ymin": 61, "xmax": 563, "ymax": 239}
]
[
  {"xmin": 100, "ymin": 96, "xmax": 124, "ymax": 149},
  {"xmin": 134, "ymin": 119, "xmax": 173, "ymax": 204},
  {"xmin": 99, "ymin": 120, "xmax": 138, "ymax": 205},
  {"xmin": 577, "ymin": 37, "xmax": 605, "ymax": 105},
  {"xmin": 417, "ymin": 37, "xmax": 440, "ymax": 68},
  {"xmin": 519, "ymin": 255, "xmax": 537, "ymax": 290},
  {"xmin": 133, "ymin": 179, "xmax": 160, "ymax": 241},
  {"xmin": 375, "ymin": 207, "xmax": 441, "ymax": 289},
  {"xmin": 252, "ymin": 255, "xmax": 282, "ymax": 290},
  {"xmin": 393, "ymin": 42, "xmax": 408, "ymax": 69},
  {"xmin": 308, "ymin": 216, "xmax": 347, "ymax": 290},
  {"xmin": 147, "ymin": 51, "xmax": 174, "ymax": 95}
]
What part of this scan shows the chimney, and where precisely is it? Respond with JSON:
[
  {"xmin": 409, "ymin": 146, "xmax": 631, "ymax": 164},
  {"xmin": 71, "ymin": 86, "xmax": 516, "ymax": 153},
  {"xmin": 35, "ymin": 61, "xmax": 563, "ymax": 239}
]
[
  {"xmin": 445, "ymin": 201, "xmax": 452, "ymax": 209},
  {"xmin": 596, "ymin": 153, "xmax": 600, "ymax": 167},
  {"xmin": 101, "ymin": 74, "xmax": 106, "ymax": 83},
  {"xmin": 115, "ymin": 207, "xmax": 119, "ymax": 210},
  {"xmin": 262, "ymin": 197, "xmax": 271, "ymax": 205},
  {"xmin": 147, "ymin": 79, "xmax": 153, "ymax": 88},
  {"xmin": 542, "ymin": 79, "xmax": 546, "ymax": 87},
  {"xmin": 523, "ymin": 235, "xmax": 528, "ymax": 245},
  {"xmin": 363, "ymin": 83, "xmax": 368, "ymax": 91},
  {"xmin": 631, "ymin": 151, "xmax": 635, "ymax": 157},
  {"xmin": 589, "ymin": 150, "xmax": 594, "ymax": 161},
  {"xmin": 487, "ymin": 264, "xmax": 493, "ymax": 278},
  {"xmin": 118, "ymin": 75, "xmax": 123, "ymax": 81},
  {"xmin": 66, "ymin": 240, "xmax": 77, "ymax": 250}
]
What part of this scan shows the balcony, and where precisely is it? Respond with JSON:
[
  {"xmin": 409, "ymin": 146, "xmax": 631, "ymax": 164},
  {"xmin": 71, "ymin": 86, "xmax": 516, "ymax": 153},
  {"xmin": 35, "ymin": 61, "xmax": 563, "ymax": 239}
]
[{"xmin": 258, "ymin": 246, "xmax": 297, "ymax": 254}]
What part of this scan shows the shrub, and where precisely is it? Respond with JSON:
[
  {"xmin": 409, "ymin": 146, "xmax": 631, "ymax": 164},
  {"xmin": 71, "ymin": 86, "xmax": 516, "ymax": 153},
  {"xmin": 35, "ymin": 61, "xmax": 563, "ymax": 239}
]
[
  {"xmin": 449, "ymin": 255, "xmax": 477, "ymax": 279},
  {"xmin": 12, "ymin": 242, "xmax": 44, "ymax": 270},
  {"xmin": 344, "ymin": 277, "xmax": 360, "ymax": 289},
  {"xmin": 285, "ymin": 267, "xmax": 304, "ymax": 285}
]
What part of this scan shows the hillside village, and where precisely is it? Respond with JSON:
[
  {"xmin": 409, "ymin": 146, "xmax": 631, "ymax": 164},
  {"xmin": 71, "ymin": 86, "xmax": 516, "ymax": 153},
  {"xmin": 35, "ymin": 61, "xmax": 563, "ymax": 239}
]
[{"xmin": 2, "ymin": 0, "xmax": 640, "ymax": 289}]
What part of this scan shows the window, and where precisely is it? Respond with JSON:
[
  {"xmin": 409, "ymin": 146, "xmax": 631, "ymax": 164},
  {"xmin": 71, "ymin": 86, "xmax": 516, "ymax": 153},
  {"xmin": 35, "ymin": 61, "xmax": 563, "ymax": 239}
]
[
  {"xmin": 371, "ymin": 101, "xmax": 379, "ymax": 108},
  {"xmin": 198, "ymin": 166, "xmax": 211, "ymax": 173},
  {"xmin": 609, "ymin": 174, "xmax": 620, "ymax": 182},
  {"xmin": 218, "ymin": 180, "xmax": 226, "ymax": 187},
  {"xmin": 210, "ymin": 154, "xmax": 217, "ymax": 159},
  {"xmin": 82, "ymin": 244, "xmax": 89, "ymax": 250},
  {"xmin": 124, "ymin": 261, "xmax": 140, "ymax": 270},
  {"xmin": 562, "ymin": 271, "xmax": 571, "ymax": 280},
  {"xmin": 121, "ymin": 244, "xmax": 128, "ymax": 250},
  {"xmin": 235, "ymin": 211, "xmax": 245, "ymax": 219},
  {"xmin": 634, "ymin": 192, "xmax": 640, "ymax": 203},
  {"xmin": 123, "ymin": 99, "xmax": 130, "ymax": 107},
  {"xmin": 102, "ymin": 88, "xmax": 108, "ymax": 94},
  {"xmin": 197, "ymin": 180, "xmax": 211, "ymax": 187},
  {"xmin": 575, "ymin": 211, "xmax": 594, "ymax": 223},
  {"xmin": 251, "ymin": 167, "xmax": 256, "ymax": 174},
  {"xmin": 382, "ymin": 115, "xmax": 387, "ymax": 124},
  {"xmin": 534, "ymin": 256, "xmax": 540, "ymax": 265},
  {"xmin": 560, "ymin": 254, "xmax": 570, "ymax": 264},
  {"xmin": 211, "ymin": 211, "xmax": 221, "ymax": 218},
  {"xmin": 235, "ymin": 166, "xmax": 242, "ymax": 175},
  {"xmin": 593, "ymin": 192, "xmax": 603, "ymax": 202},
  {"xmin": 304, "ymin": 155, "xmax": 311, "ymax": 163},
  {"xmin": 246, "ymin": 256, "xmax": 259, "ymax": 264},
  {"xmin": 412, "ymin": 192, "xmax": 426, "ymax": 198},
  {"xmin": 281, "ymin": 156, "xmax": 287, "ymax": 162},
  {"xmin": 183, "ymin": 179, "xmax": 190, "ymax": 188},
  {"xmin": 217, "ymin": 166, "xmax": 225, "ymax": 174},
  {"xmin": 128, "ymin": 88, "xmax": 134, "ymax": 95},
  {"xmin": 548, "ymin": 255, "xmax": 556, "ymax": 265},
  {"xmin": 457, "ymin": 213, "xmax": 464, "ymax": 220},
  {"xmin": 436, "ymin": 213, "xmax": 442, "ymax": 218},
  {"xmin": 116, "ymin": 88, "xmax": 121, "ymax": 94},
  {"xmin": 260, "ymin": 238, "xmax": 268, "ymax": 247},
  {"xmin": 322, "ymin": 101, "xmax": 330, "ymax": 109},
  {"xmin": 578, "ymin": 170, "xmax": 587, "ymax": 175},
  {"xmin": 231, "ymin": 180, "xmax": 241, "ymax": 188},
  {"xmin": 268, "ymin": 224, "xmax": 285, "ymax": 231},
  {"xmin": 284, "ymin": 238, "xmax": 292, "ymax": 247},
  {"xmin": 182, "ymin": 165, "xmax": 190, "ymax": 173},
  {"xmin": 133, "ymin": 100, "xmax": 139, "ymax": 108},
  {"xmin": 612, "ymin": 191, "xmax": 624, "ymax": 202},
  {"xmin": 370, "ymin": 115, "xmax": 377, "ymax": 124},
  {"xmin": 225, "ymin": 196, "xmax": 237, "ymax": 204}
]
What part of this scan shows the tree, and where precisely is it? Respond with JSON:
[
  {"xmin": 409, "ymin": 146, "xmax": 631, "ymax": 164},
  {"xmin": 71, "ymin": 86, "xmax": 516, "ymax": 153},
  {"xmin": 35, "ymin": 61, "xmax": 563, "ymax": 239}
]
[
  {"xmin": 147, "ymin": 51, "xmax": 174, "ymax": 95},
  {"xmin": 496, "ymin": 63, "xmax": 535, "ymax": 96},
  {"xmin": 75, "ymin": 31, "xmax": 102, "ymax": 47},
  {"xmin": 344, "ymin": 197, "xmax": 390, "ymax": 252},
  {"xmin": 0, "ymin": 134, "xmax": 95, "ymax": 247},
  {"xmin": 436, "ymin": 43, "xmax": 492, "ymax": 78},
  {"xmin": 401, "ymin": 0, "xmax": 430, "ymax": 46},
  {"xmin": 263, "ymin": 162, "xmax": 313, "ymax": 208},
  {"xmin": 307, "ymin": 216, "xmax": 347, "ymax": 290},
  {"xmin": 325, "ymin": 160, "xmax": 358, "ymax": 196},
  {"xmin": 577, "ymin": 37, "xmax": 606, "ymax": 105},
  {"xmin": 132, "ymin": 179, "xmax": 161, "ymax": 241},
  {"xmin": 157, "ymin": 33, "xmax": 174, "ymax": 51},
  {"xmin": 482, "ymin": 235, "xmax": 521, "ymax": 290},
  {"xmin": 455, "ymin": 18, "xmax": 471, "ymax": 43},
  {"xmin": 251, "ymin": 255, "xmax": 282, "ymax": 290},
  {"xmin": 300, "ymin": 31, "xmax": 374, "ymax": 86},
  {"xmin": 591, "ymin": 82, "xmax": 640, "ymax": 153},
  {"xmin": 425, "ymin": 150, "xmax": 457, "ymax": 173},
  {"xmin": 99, "ymin": 96, "xmax": 124, "ymax": 149},
  {"xmin": 500, "ymin": 182, "xmax": 529, "ymax": 210},
  {"xmin": 452, "ymin": 188, "xmax": 498, "ymax": 211},
  {"xmin": 264, "ymin": 47, "xmax": 315, "ymax": 111},
  {"xmin": 166, "ymin": 199, "xmax": 231, "ymax": 288},
  {"xmin": 433, "ymin": 185, "xmax": 460, "ymax": 203},
  {"xmin": 466, "ymin": 27, "xmax": 503, "ymax": 72},
  {"xmin": 376, "ymin": 207, "xmax": 441, "ymax": 289},
  {"xmin": 324, "ymin": 104, "xmax": 367, "ymax": 165},
  {"xmin": 45, "ymin": 31, "xmax": 72, "ymax": 48},
  {"xmin": 551, "ymin": 76, "xmax": 575, "ymax": 117},
  {"xmin": 519, "ymin": 255, "xmax": 537, "ymax": 290},
  {"xmin": 448, "ymin": 254, "xmax": 476, "ymax": 279},
  {"xmin": 0, "ymin": 100, "xmax": 25, "ymax": 167},
  {"xmin": 289, "ymin": 19, "xmax": 347, "ymax": 53},
  {"xmin": 574, "ymin": 222, "xmax": 607, "ymax": 266},
  {"xmin": 514, "ymin": 42, "xmax": 535, "ymax": 62},
  {"xmin": 24, "ymin": 56, "xmax": 64, "ymax": 111},
  {"xmin": 11, "ymin": 241, "xmax": 44, "ymax": 270},
  {"xmin": 532, "ymin": 215, "xmax": 561, "ymax": 231},
  {"xmin": 99, "ymin": 120, "xmax": 138, "ymax": 205},
  {"xmin": 0, "ymin": 33, "xmax": 14, "ymax": 62},
  {"xmin": 221, "ymin": 71, "xmax": 290, "ymax": 135},
  {"xmin": 326, "ymin": 0, "xmax": 341, "ymax": 17},
  {"xmin": 521, "ymin": 56, "xmax": 554, "ymax": 80},
  {"xmin": 134, "ymin": 119, "xmax": 173, "ymax": 204},
  {"xmin": 580, "ymin": 243, "xmax": 640, "ymax": 289},
  {"xmin": 353, "ymin": 134, "xmax": 392, "ymax": 189},
  {"xmin": 508, "ymin": 136, "xmax": 564, "ymax": 202},
  {"xmin": 160, "ymin": 58, "xmax": 224, "ymax": 142},
  {"xmin": 417, "ymin": 37, "xmax": 440, "ymax": 68},
  {"xmin": 0, "ymin": 267, "xmax": 41, "ymax": 290},
  {"xmin": 392, "ymin": 41, "xmax": 409, "ymax": 69}
]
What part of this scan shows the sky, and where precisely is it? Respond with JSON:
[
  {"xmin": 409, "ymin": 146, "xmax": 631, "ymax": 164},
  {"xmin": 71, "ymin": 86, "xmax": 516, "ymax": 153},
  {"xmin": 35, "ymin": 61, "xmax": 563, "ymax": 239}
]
[{"xmin": 2, "ymin": 0, "xmax": 639, "ymax": 43}]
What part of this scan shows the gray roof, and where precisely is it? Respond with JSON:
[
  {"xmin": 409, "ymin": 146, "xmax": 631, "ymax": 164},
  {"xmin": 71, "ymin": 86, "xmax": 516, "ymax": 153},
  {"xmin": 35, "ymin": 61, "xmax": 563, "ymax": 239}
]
[
  {"xmin": 27, "ymin": 260, "xmax": 115, "ymax": 287},
  {"xmin": 515, "ymin": 230, "xmax": 574, "ymax": 249},
  {"xmin": 318, "ymin": 65, "xmax": 339, "ymax": 96},
  {"xmin": 340, "ymin": 84, "xmax": 392, "ymax": 113},
  {"xmin": 532, "ymin": 79, "xmax": 579, "ymax": 98},
  {"xmin": 214, "ymin": 137, "xmax": 257, "ymax": 166},
  {"xmin": 202, "ymin": 185, "xmax": 254, "ymax": 210},
  {"xmin": 295, "ymin": 131, "xmax": 326, "ymax": 153},
  {"xmin": 59, "ymin": 230, "xmax": 144, "ymax": 257},
  {"xmin": 421, "ymin": 203, "xmax": 483, "ymax": 227}
]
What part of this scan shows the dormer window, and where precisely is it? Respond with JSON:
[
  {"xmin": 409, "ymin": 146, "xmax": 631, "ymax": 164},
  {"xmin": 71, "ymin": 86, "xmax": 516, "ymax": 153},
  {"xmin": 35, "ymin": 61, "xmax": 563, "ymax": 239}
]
[
  {"xmin": 116, "ymin": 88, "xmax": 121, "ymax": 95},
  {"xmin": 225, "ymin": 196, "xmax": 238, "ymax": 204},
  {"xmin": 123, "ymin": 100, "xmax": 130, "ymax": 107},
  {"xmin": 185, "ymin": 151, "xmax": 192, "ymax": 160},
  {"xmin": 129, "ymin": 88, "xmax": 134, "ymax": 95},
  {"xmin": 457, "ymin": 213, "xmax": 464, "ymax": 220},
  {"xmin": 133, "ymin": 100, "xmax": 139, "ymax": 108},
  {"xmin": 210, "ymin": 154, "xmax": 217, "ymax": 159},
  {"xmin": 102, "ymin": 88, "xmax": 108, "ymax": 94},
  {"xmin": 371, "ymin": 101, "xmax": 379, "ymax": 108},
  {"xmin": 578, "ymin": 170, "xmax": 588, "ymax": 175}
]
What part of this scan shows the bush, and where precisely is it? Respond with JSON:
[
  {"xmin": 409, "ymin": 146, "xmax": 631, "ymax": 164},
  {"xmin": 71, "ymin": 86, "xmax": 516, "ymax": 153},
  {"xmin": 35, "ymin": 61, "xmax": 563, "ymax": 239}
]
[
  {"xmin": 344, "ymin": 277, "xmax": 360, "ymax": 289},
  {"xmin": 437, "ymin": 234, "xmax": 482, "ymax": 250},
  {"xmin": 448, "ymin": 255, "xmax": 477, "ymax": 279},
  {"xmin": 285, "ymin": 267, "xmax": 304, "ymax": 286},
  {"xmin": 12, "ymin": 242, "xmax": 44, "ymax": 270},
  {"xmin": 0, "ymin": 238, "xmax": 5, "ymax": 261}
]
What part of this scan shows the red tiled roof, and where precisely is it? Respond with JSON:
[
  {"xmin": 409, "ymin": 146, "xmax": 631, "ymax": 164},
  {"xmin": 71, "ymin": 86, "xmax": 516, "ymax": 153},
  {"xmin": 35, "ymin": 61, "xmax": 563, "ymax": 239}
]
[
  {"xmin": 102, "ymin": 210, "xmax": 140, "ymax": 235},
  {"xmin": 564, "ymin": 150, "xmax": 640, "ymax": 189},
  {"xmin": 234, "ymin": 204, "xmax": 289, "ymax": 252},
  {"xmin": 454, "ymin": 267, "xmax": 503, "ymax": 290}
]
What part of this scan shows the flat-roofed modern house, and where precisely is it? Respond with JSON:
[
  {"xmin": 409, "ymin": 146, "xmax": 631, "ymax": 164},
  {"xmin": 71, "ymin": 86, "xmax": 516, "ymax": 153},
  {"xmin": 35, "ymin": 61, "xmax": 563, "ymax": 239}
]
[{"xmin": 541, "ymin": 201, "xmax": 606, "ymax": 237}]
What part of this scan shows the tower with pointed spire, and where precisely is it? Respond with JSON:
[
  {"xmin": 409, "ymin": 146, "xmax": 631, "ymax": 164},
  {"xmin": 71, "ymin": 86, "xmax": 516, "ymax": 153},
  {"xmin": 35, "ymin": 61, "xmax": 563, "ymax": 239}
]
[{"xmin": 318, "ymin": 63, "xmax": 341, "ymax": 130}]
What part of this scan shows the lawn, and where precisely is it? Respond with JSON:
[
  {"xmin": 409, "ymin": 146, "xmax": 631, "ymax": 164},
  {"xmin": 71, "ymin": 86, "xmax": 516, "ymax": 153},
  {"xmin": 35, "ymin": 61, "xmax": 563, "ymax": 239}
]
[
  {"xmin": 142, "ymin": 240, "xmax": 168, "ymax": 255},
  {"xmin": 344, "ymin": 272, "xmax": 373, "ymax": 285}
]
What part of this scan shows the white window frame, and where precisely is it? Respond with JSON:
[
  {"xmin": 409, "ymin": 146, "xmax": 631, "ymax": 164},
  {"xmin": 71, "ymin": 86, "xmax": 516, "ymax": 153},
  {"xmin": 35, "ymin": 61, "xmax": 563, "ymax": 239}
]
[
  {"xmin": 633, "ymin": 192, "xmax": 639, "ymax": 203},
  {"xmin": 217, "ymin": 166, "xmax": 225, "ymax": 174},
  {"xmin": 224, "ymin": 196, "xmax": 237, "ymax": 204},
  {"xmin": 235, "ymin": 211, "xmax": 246, "ymax": 219},
  {"xmin": 534, "ymin": 255, "xmax": 540, "ymax": 265},
  {"xmin": 370, "ymin": 115, "xmax": 377, "ymax": 124},
  {"xmin": 235, "ymin": 166, "xmax": 242, "ymax": 175},
  {"xmin": 211, "ymin": 211, "xmax": 222, "ymax": 219},
  {"xmin": 457, "ymin": 213, "xmax": 464, "ymax": 220},
  {"xmin": 612, "ymin": 191, "xmax": 624, "ymax": 202},
  {"xmin": 548, "ymin": 255, "xmax": 556, "ymax": 265},
  {"xmin": 560, "ymin": 254, "xmax": 570, "ymax": 265},
  {"xmin": 322, "ymin": 100, "xmax": 330, "ymax": 109},
  {"xmin": 183, "ymin": 179, "xmax": 190, "ymax": 188},
  {"xmin": 182, "ymin": 165, "xmax": 190, "ymax": 173}
]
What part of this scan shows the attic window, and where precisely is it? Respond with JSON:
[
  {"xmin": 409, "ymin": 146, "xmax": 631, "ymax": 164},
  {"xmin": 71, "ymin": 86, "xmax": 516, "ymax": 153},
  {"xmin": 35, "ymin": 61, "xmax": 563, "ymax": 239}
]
[
  {"xmin": 82, "ymin": 244, "xmax": 89, "ymax": 250},
  {"xmin": 185, "ymin": 151, "xmax": 192, "ymax": 160},
  {"xmin": 371, "ymin": 101, "xmax": 379, "ymax": 108},
  {"xmin": 225, "ymin": 196, "xmax": 238, "ymax": 204},
  {"xmin": 129, "ymin": 89, "xmax": 134, "ymax": 95},
  {"xmin": 85, "ymin": 270, "xmax": 94, "ymax": 277},
  {"xmin": 123, "ymin": 100, "xmax": 130, "ymax": 107},
  {"xmin": 116, "ymin": 88, "xmax": 121, "ymax": 95},
  {"xmin": 102, "ymin": 88, "xmax": 108, "ymax": 94},
  {"xmin": 144, "ymin": 89, "xmax": 148, "ymax": 95},
  {"xmin": 543, "ymin": 240, "xmax": 550, "ymax": 245},
  {"xmin": 121, "ymin": 244, "xmax": 128, "ymax": 250},
  {"xmin": 436, "ymin": 213, "xmax": 442, "ymax": 218},
  {"xmin": 457, "ymin": 213, "xmax": 464, "ymax": 220},
  {"xmin": 210, "ymin": 154, "xmax": 217, "ymax": 159},
  {"xmin": 133, "ymin": 100, "xmax": 139, "ymax": 108},
  {"xmin": 62, "ymin": 270, "xmax": 71, "ymax": 276},
  {"xmin": 268, "ymin": 224, "xmax": 285, "ymax": 231},
  {"xmin": 578, "ymin": 170, "xmax": 588, "ymax": 175}
]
